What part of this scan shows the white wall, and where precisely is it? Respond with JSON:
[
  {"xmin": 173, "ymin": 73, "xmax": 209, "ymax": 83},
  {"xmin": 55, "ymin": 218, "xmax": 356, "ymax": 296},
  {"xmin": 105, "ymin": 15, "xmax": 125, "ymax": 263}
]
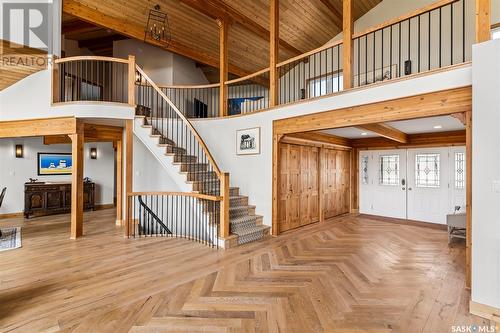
[
  {"xmin": 471, "ymin": 38, "xmax": 500, "ymax": 310},
  {"xmin": 0, "ymin": 137, "xmax": 115, "ymax": 214},
  {"xmin": 192, "ymin": 65, "xmax": 472, "ymax": 226},
  {"xmin": 171, "ymin": 54, "xmax": 209, "ymax": 85}
]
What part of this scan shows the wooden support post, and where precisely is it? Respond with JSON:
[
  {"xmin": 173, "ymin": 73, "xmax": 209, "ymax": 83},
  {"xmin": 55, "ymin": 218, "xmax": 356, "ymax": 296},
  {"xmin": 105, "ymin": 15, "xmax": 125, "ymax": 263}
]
[
  {"xmin": 318, "ymin": 148, "xmax": 325, "ymax": 223},
  {"xmin": 269, "ymin": 0, "xmax": 279, "ymax": 107},
  {"xmin": 342, "ymin": 0, "xmax": 353, "ymax": 90},
  {"xmin": 350, "ymin": 148, "xmax": 359, "ymax": 213},
  {"xmin": 476, "ymin": 0, "xmax": 491, "ymax": 43},
  {"xmin": 218, "ymin": 19, "xmax": 229, "ymax": 117},
  {"xmin": 272, "ymin": 133, "xmax": 283, "ymax": 236},
  {"xmin": 69, "ymin": 123, "xmax": 84, "ymax": 239},
  {"xmin": 128, "ymin": 55, "xmax": 136, "ymax": 106},
  {"xmin": 465, "ymin": 110, "xmax": 472, "ymax": 289},
  {"xmin": 51, "ymin": 56, "xmax": 60, "ymax": 103},
  {"xmin": 115, "ymin": 139, "xmax": 123, "ymax": 225},
  {"xmin": 219, "ymin": 172, "xmax": 230, "ymax": 238},
  {"xmin": 124, "ymin": 120, "xmax": 133, "ymax": 237}
]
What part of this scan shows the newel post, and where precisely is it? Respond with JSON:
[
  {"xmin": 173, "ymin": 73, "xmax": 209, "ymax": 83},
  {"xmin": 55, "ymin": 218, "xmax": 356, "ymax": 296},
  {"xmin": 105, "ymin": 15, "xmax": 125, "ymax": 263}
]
[
  {"xmin": 128, "ymin": 55, "xmax": 136, "ymax": 106},
  {"xmin": 219, "ymin": 172, "xmax": 230, "ymax": 238},
  {"xmin": 51, "ymin": 55, "xmax": 60, "ymax": 103},
  {"xmin": 218, "ymin": 19, "xmax": 229, "ymax": 117}
]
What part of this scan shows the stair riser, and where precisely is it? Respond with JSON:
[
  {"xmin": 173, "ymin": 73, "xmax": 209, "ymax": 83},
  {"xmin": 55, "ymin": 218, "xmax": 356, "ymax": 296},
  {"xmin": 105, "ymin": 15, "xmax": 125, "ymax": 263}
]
[
  {"xmin": 230, "ymin": 196, "xmax": 248, "ymax": 207},
  {"xmin": 229, "ymin": 207, "xmax": 255, "ymax": 219},
  {"xmin": 179, "ymin": 163, "xmax": 209, "ymax": 172},
  {"xmin": 174, "ymin": 155, "xmax": 198, "ymax": 163},
  {"xmin": 230, "ymin": 218, "xmax": 263, "ymax": 234},
  {"xmin": 186, "ymin": 172, "xmax": 218, "ymax": 182},
  {"xmin": 237, "ymin": 228, "xmax": 269, "ymax": 245},
  {"xmin": 165, "ymin": 146, "xmax": 186, "ymax": 155},
  {"xmin": 229, "ymin": 188, "xmax": 239, "ymax": 196}
]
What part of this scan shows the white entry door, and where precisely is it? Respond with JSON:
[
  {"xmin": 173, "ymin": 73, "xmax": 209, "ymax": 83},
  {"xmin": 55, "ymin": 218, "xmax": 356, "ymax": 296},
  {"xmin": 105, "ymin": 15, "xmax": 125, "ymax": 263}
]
[
  {"xmin": 363, "ymin": 150, "xmax": 407, "ymax": 219},
  {"xmin": 407, "ymin": 148, "xmax": 451, "ymax": 225}
]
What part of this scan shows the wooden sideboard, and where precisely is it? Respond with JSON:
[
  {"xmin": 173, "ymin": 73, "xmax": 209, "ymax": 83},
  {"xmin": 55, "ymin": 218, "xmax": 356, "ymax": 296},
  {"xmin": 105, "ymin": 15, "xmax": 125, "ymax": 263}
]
[{"xmin": 24, "ymin": 182, "xmax": 95, "ymax": 218}]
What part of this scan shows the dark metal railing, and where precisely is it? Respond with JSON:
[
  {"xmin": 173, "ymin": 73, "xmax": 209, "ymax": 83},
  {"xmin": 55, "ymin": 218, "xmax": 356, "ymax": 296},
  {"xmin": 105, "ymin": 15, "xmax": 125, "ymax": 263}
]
[
  {"xmin": 225, "ymin": 69, "xmax": 270, "ymax": 115},
  {"xmin": 127, "ymin": 192, "xmax": 220, "ymax": 247},
  {"xmin": 277, "ymin": 41, "xmax": 343, "ymax": 106},
  {"xmin": 160, "ymin": 84, "xmax": 220, "ymax": 118},
  {"xmin": 135, "ymin": 66, "xmax": 222, "ymax": 197},
  {"xmin": 352, "ymin": 0, "xmax": 470, "ymax": 87},
  {"xmin": 53, "ymin": 57, "xmax": 130, "ymax": 103}
]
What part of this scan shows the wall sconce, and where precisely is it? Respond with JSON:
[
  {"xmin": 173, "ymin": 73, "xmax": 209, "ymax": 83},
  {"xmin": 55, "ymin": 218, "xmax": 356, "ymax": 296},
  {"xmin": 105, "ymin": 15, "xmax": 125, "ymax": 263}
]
[
  {"xmin": 15, "ymin": 144, "xmax": 23, "ymax": 158},
  {"xmin": 90, "ymin": 148, "xmax": 97, "ymax": 159}
]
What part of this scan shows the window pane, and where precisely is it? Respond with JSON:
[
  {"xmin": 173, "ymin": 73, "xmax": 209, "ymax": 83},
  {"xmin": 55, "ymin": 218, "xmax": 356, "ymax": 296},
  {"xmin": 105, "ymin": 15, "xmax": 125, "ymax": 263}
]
[
  {"xmin": 415, "ymin": 154, "xmax": 440, "ymax": 188},
  {"xmin": 361, "ymin": 156, "xmax": 369, "ymax": 185},
  {"xmin": 455, "ymin": 152, "xmax": 465, "ymax": 188},
  {"xmin": 379, "ymin": 155, "xmax": 399, "ymax": 186}
]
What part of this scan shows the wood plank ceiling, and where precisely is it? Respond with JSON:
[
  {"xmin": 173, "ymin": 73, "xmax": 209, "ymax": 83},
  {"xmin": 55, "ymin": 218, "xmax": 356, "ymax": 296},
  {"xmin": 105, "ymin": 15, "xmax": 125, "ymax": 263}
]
[{"xmin": 62, "ymin": 0, "xmax": 381, "ymax": 78}]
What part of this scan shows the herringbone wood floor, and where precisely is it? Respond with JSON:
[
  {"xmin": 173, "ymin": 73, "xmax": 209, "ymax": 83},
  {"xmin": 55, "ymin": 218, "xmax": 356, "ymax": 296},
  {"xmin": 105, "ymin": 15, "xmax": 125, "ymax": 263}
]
[{"xmin": 0, "ymin": 209, "xmax": 492, "ymax": 332}]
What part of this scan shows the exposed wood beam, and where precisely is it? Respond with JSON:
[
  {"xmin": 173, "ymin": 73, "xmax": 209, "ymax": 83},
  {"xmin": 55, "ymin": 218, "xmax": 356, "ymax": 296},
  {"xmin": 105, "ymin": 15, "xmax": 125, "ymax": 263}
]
[
  {"xmin": 0, "ymin": 117, "xmax": 77, "ymax": 138},
  {"xmin": 269, "ymin": 0, "xmax": 279, "ymax": 107},
  {"xmin": 350, "ymin": 130, "xmax": 466, "ymax": 149},
  {"xmin": 178, "ymin": 0, "xmax": 302, "ymax": 56},
  {"xmin": 476, "ymin": 0, "xmax": 491, "ymax": 43},
  {"xmin": 62, "ymin": 20, "xmax": 96, "ymax": 34},
  {"xmin": 356, "ymin": 123, "xmax": 408, "ymax": 143},
  {"xmin": 451, "ymin": 112, "xmax": 466, "ymax": 125},
  {"xmin": 43, "ymin": 124, "xmax": 124, "ymax": 144},
  {"xmin": 63, "ymin": 0, "xmax": 256, "ymax": 79},
  {"xmin": 284, "ymin": 132, "xmax": 352, "ymax": 148},
  {"xmin": 218, "ymin": 19, "xmax": 229, "ymax": 117},
  {"xmin": 317, "ymin": 0, "xmax": 343, "ymax": 27},
  {"xmin": 274, "ymin": 86, "xmax": 472, "ymax": 135},
  {"xmin": 342, "ymin": 0, "xmax": 353, "ymax": 89}
]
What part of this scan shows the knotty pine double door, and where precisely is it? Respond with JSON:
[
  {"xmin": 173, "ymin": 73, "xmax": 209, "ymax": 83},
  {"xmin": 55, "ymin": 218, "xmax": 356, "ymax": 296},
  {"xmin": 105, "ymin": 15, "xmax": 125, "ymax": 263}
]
[{"xmin": 279, "ymin": 143, "xmax": 351, "ymax": 233}]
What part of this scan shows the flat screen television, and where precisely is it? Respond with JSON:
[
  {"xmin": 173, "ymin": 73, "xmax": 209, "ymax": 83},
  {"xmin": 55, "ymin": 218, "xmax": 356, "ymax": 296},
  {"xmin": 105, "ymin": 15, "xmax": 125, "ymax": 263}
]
[{"xmin": 193, "ymin": 98, "xmax": 208, "ymax": 118}]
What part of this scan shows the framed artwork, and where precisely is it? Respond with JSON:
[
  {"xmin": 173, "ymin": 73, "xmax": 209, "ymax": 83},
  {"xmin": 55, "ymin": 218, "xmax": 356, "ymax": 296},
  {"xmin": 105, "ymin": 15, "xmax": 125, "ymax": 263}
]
[
  {"xmin": 236, "ymin": 127, "xmax": 260, "ymax": 155},
  {"xmin": 37, "ymin": 153, "xmax": 73, "ymax": 176}
]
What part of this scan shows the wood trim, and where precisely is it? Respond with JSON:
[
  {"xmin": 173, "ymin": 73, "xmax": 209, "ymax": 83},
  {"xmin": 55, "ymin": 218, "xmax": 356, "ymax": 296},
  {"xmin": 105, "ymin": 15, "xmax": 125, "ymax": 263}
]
[
  {"xmin": 273, "ymin": 86, "xmax": 472, "ymax": 135},
  {"xmin": 124, "ymin": 120, "xmax": 133, "ymax": 237},
  {"xmin": 128, "ymin": 55, "xmax": 136, "ymax": 106},
  {"xmin": 135, "ymin": 65, "xmax": 222, "ymax": 177},
  {"xmin": 350, "ymin": 148, "xmax": 359, "ymax": 213},
  {"xmin": 219, "ymin": 172, "xmax": 230, "ymax": 238},
  {"xmin": 465, "ymin": 111, "xmax": 472, "ymax": 289},
  {"xmin": 356, "ymin": 123, "xmax": 408, "ymax": 143},
  {"xmin": 225, "ymin": 67, "xmax": 270, "ymax": 85},
  {"xmin": 115, "ymin": 139, "xmax": 123, "ymax": 225},
  {"xmin": 269, "ymin": 0, "xmax": 279, "ymax": 107},
  {"xmin": 351, "ymin": 130, "xmax": 466, "ymax": 149},
  {"xmin": 276, "ymin": 40, "xmax": 343, "ymax": 68},
  {"xmin": 469, "ymin": 301, "xmax": 500, "ymax": 322},
  {"xmin": 95, "ymin": 204, "xmax": 115, "ymax": 210},
  {"xmin": 44, "ymin": 124, "xmax": 123, "ymax": 144},
  {"xmin": 69, "ymin": 123, "xmax": 84, "ymax": 239},
  {"xmin": 476, "ymin": 0, "xmax": 491, "ymax": 43},
  {"xmin": 343, "ymin": 0, "xmax": 353, "ymax": 89},
  {"xmin": 191, "ymin": 62, "xmax": 472, "ymax": 121},
  {"xmin": 353, "ymin": 0, "xmax": 459, "ymax": 39},
  {"xmin": 271, "ymin": 133, "xmax": 283, "ymax": 236},
  {"xmin": 358, "ymin": 214, "xmax": 448, "ymax": 230},
  {"xmin": 0, "ymin": 117, "xmax": 77, "ymax": 138},
  {"xmin": 0, "ymin": 212, "xmax": 24, "ymax": 219},
  {"xmin": 492, "ymin": 22, "xmax": 500, "ymax": 30},
  {"xmin": 318, "ymin": 147, "xmax": 325, "ymax": 223},
  {"xmin": 55, "ymin": 56, "xmax": 129, "ymax": 64},
  {"xmin": 219, "ymin": 19, "xmax": 229, "ymax": 117},
  {"xmin": 128, "ymin": 192, "xmax": 222, "ymax": 201},
  {"xmin": 51, "ymin": 56, "xmax": 60, "ymax": 104}
]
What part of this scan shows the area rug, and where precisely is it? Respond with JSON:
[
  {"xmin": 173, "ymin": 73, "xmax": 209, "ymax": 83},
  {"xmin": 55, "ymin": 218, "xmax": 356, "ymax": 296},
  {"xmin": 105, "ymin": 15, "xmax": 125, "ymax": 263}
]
[{"xmin": 0, "ymin": 227, "xmax": 22, "ymax": 252}]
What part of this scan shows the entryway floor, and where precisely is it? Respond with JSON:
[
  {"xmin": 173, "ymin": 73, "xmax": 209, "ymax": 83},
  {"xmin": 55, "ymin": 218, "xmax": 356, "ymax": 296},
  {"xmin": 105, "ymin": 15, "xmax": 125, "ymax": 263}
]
[{"xmin": 0, "ymin": 210, "xmax": 492, "ymax": 332}]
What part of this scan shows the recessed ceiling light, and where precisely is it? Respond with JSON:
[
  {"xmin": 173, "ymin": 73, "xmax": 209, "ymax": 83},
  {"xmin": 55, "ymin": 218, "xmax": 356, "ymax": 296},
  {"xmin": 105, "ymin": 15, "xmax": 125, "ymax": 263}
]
[
  {"xmin": 433, "ymin": 125, "xmax": 442, "ymax": 129},
  {"xmin": 361, "ymin": 132, "xmax": 368, "ymax": 136}
]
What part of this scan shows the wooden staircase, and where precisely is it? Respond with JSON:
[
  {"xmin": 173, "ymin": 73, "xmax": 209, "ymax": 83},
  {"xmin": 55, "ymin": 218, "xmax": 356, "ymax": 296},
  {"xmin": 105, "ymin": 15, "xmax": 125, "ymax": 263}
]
[{"xmin": 136, "ymin": 110, "xmax": 270, "ymax": 246}]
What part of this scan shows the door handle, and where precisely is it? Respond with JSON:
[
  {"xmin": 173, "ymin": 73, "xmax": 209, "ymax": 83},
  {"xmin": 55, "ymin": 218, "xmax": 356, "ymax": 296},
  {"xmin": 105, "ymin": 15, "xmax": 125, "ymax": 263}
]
[
  {"xmin": 408, "ymin": 187, "xmax": 412, "ymax": 191},
  {"xmin": 402, "ymin": 187, "xmax": 406, "ymax": 190}
]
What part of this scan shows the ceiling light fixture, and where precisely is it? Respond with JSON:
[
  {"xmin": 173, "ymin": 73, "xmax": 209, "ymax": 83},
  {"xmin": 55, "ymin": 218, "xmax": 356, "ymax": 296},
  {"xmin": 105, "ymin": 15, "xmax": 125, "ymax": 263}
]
[
  {"xmin": 144, "ymin": 4, "xmax": 171, "ymax": 46},
  {"xmin": 361, "ymin": 132, "xmax": 368, "ymax": 136},
  {"xmin": 433, "ymin": 125, "xmax": 443, "ymax": 129}
]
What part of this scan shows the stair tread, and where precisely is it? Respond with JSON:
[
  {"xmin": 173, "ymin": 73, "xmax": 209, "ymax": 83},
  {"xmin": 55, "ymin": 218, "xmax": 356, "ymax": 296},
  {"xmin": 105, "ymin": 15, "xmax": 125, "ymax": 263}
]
[
  {"xmin": 232, "ymin": 224, "xmax": 269, "ymax": 236},
  {"xmin": 230, "ymin": 214, "xmax": 262, "ymax": 224},
  {"xmin": 230, "ymin": 205, "xmax": 255, "ymax": 211}
]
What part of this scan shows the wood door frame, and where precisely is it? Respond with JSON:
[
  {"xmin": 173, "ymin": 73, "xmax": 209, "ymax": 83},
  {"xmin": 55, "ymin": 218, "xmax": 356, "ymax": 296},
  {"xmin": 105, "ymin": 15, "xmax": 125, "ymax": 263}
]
[{"xmin": 272, "ymin": 86, "xmax": 472, "ymax": 288}]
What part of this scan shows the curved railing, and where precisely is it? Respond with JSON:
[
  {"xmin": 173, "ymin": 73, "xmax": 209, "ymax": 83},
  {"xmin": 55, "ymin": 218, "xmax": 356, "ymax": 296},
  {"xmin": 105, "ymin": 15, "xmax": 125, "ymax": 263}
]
[
  {"xmin": 159, "ymin": 83, "xmax": 220, "ymax": 118},
  {"xmin": 135, "ymin": 65, "xmax": 230, "ymax": 238},
  {"xmin": 52, "ymin": 56, "xmax": 135, "ymax": 104},
  {"xmin": 127, "ymin": 192, "xmax": 222, "ymax": 247},
  {"xmin": 225, "ymin": 68, "xmax": 270, "ymax": 115}
]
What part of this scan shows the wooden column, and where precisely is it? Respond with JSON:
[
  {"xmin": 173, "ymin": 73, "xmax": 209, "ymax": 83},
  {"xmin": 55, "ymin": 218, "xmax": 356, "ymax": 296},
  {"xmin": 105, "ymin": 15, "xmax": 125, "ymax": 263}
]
[
  {"xmin": 272, "ymin": 133, "xmax": 283, "ymax": 236},
  {"xmin": 124, "ymin": 120, "xmax": 133, "ymax": 237},
  {"xmin": 342, "ymin": 0, "xmax": 353, "ymax": 89},
  {"xmin": 465, "ymin": 110, "xmax": 472, "ymax": 289},
  {"xmin": 69, "ymin": 123, "xmax": 84, "ymax": 239},
  {"xmin": 219, "ymin": 172, "xmax": 230, "ymax": 238},
  {"xmin": 318, "ymin": 148, "xmax": 325, "ymax": 223},
  {"xmin": 115, "ymin": 139, "xmax": 123, "ymax": 225},
  {"xmin": 350, "ymin": 147, "xmax": 359, "ymax": 213},
  {"xmin": 218, "ymin": 19, "xmax": 229, "ymax": 117},
  {"xmin": 476, "ymin": 0, "xmax": 491, "ymax": 43},
  {"xmin": 51, "ymin": 56, "xmax": 60, "ymax": 103},
  {"xmin": 128, "ymin": 55, "xmax": 136, "ymax": 106},
  {"xmin": 269, "ymin": 0, "xmax": 279, "ymax": 107}
]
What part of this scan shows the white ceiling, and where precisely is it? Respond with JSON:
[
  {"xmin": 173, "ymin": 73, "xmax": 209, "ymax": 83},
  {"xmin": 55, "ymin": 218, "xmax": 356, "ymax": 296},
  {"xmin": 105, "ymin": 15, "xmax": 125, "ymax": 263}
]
[{"xmin": 319, "ymin": 116, "xmax": 464, "ymax": 139}]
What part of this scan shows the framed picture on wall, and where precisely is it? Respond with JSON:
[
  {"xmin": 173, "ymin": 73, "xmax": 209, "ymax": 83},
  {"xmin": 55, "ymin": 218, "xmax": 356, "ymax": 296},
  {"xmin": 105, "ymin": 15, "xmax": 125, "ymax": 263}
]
[
  {"xmin": 236, "ymin": 127, "xmax": 260, "ymax": 155},
  {"xmin": 37, "ymin": 153, "xmax": 73, "ymax": 176}
]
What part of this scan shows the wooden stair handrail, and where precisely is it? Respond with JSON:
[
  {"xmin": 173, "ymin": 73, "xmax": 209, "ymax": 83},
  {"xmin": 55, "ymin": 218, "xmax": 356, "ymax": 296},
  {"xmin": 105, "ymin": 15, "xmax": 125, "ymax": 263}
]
[
  {"xmin": 135, "ymin": 65, "xmax": 223, "ymax": 178},
  {"xmin": 225, "ymin": 67, "xmax": 270, "ymax": 85},
  {"xmin": 276, "ymin": 40, "xmax": 343, "ymax": 68},
  {"xmin": 54, "ymin": 56, "xmax": 130, "ymax": 64},
  {"xmin": 128, "ymin": 191, "xmax": 222, "ymax": 201},
  {"xmin": 158, "ymin": 83, "xmax": 221, "ymax": 89}
]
